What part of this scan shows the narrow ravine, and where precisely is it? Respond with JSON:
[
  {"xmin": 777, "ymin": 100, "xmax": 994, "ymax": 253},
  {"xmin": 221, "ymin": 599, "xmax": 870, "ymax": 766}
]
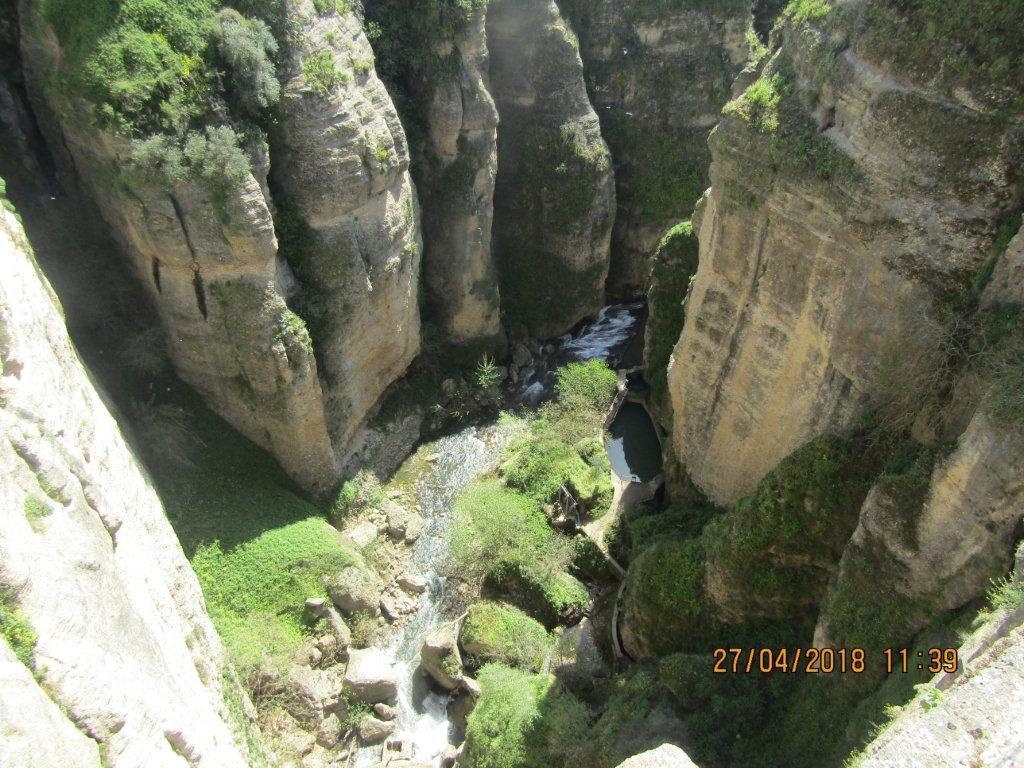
[
  {"xmin": 358, "ymin": 302, "xmax": 649, "ymax": 766},
  {"xmin": 355, "ymin": 423, "xmax": 513, "ymax": 767}
]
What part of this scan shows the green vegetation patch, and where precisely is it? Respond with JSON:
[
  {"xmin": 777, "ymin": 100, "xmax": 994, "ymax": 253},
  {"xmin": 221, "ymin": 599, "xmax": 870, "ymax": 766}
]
[
  {"xmin": 0, "ymin": 587, "xmax": 37, "ymax": 668},
  {"xmin": 859, "ymin": 0, "xmax": 1024, "ymax": 111},
  {"xmin": 23, "ymin": 495, "xmax": 52, "ymax": 533},
  {"xmin": 151, "ymin": 393, "xmax": 357, "ymax": 676},
  {"xmin": 450, "ymin": 479, "xmax": 588, "ymax": 625},
  {"xmin": 502, "ymin": 361, "xmax": 617, "ymax": 515},
  {"xmin": 783, "ymin": 0, "xmax": 831, "ymax": 23},
  {"xmin": 645, "ymin": 221, "xmax": 699, "ymax": 409},
  {"xmin": 702, "ymin": 433, "xmax": 888, "ymax": 622},
  {"xmin": 621, "ymin": 537, "xmax": 708, "ymax": 657},
  {"xmin": 461, "ymin": 601, "xmax": 551, "ymax": 671},
  {"xmin": 462, "ymin": 663, "xmax": 591, "ymax": 768},
  {"xmin": 723, "ymin": 63, "xmax": 860, "ymax": 185}
]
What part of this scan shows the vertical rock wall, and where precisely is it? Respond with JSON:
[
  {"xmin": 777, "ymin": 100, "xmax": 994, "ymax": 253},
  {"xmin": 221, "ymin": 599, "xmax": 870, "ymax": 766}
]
[
  {"xmin": 17, "ymin": 0, "xmax": 427, "ymax": 494},
  {"xmin": 272, "ymin": 0, "xmax": 422, "ymax": 461},
  {"xmin": 412, "ymin": 8, "xmax": 504, "ymax": 350},
  {"xmin": 561, "ymin": 0, "xmax": 751, "ymax": 298},
  {"xmin": 666, "ymin": 2, "xmax": 1023, "ymax": 505},
  {"xmin": 487, "ymin": 0, "xmax": 615, "ymax": 338},
  {"xmin": 0, "ymin": 203, "xmax": 250, "ymax": 767}
]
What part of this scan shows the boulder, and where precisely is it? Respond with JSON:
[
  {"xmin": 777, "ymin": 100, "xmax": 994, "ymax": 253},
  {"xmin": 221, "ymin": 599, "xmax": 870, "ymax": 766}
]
[
  {"xmin": 358, "ymin": 716, "xmax": 395, "ymax": 745},
  {"xmin": 281, "ymin": 665, "xmax": 337, "ymax": 729},
  {"xmin": 615, "ymin": 744, "xmax": 699, "ymax": 768},
  {"xmin": 326, "ymin": 566, "xmax": 384, "ymax": 616},
  {"xmin": 398, "ymin": 574, "xmax": 428, "ymax": 595},
  {"xmin": 384, "ymin": 499, "xmax": 412, "ymax": 539},
  {"xmin": 343, "ymin": 648, "xmax": 398, "ymax": 703},
  {"xmin": 315, "ymin": 712, "xmax": 342, "ymax": 749},
  {"xmin": 447, "ymin": 677, "xmax": 482, "ymax": 730},
  {"xmin": 512, "ymin": 343, "xmax": 533, "ymax": 368},
  {"xmin": 404, "ymin": 512, "xmax": 425, "ymax": 543},
  {"xmin": 419, "ymin": 625, "xmax": 464, "ymax": 691},
  {"xmin": 373, "ymin": 702, "xmax": 397, "ymax": 721},
  {"xmin": 347, "ymin": 520, "xmax": 379, "ymax": 548}
]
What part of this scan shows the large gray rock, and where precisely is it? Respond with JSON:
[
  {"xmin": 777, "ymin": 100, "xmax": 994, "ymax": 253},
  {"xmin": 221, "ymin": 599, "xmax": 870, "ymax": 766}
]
[
  {"xmin": 326, "ymin": 565, "xmax": 385, "ymax": 616},
  {"xmin": 358, "ymin": 715, "xmax": 395, "ymax": 745},
  {"xmin": 343, "ymin": 648, "xmax": 398, "ymax": 703},
  {"xmin": 419, "ymin": 625, "xmax": 463, "ymax": 692},
  {"xmin": 616, "ymin": 744, "xmax": 700, "ymax": 768},
  {"xmin": 281, "ymin": 665, "xmax": 340, "ymax": 730},
  {"xmin": 0, "ymin": 205, "xmax": 250, "ymax": 766}
]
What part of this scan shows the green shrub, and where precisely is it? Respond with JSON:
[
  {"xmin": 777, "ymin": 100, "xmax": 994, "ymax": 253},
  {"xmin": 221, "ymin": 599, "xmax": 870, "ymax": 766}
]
[
  {"xmin": 301, "ymin": 50, "xmax": 346, "ymax": 94},
  {"xmin": 23, "ymin": 496, "xmax": 52, "ymax": 532},
  {"xmin": 42, "ymin": 0, "xmax": 219, "ymax": 135},
  {"xmin": 132, "ymin": 125, "xmax": 252, "ymax": 211},
  {"xmin": 545, "ymin": 360, "xmax": 618, "ymax": 441},
  {"xmin": 451, "ymin": 480, "xmax": 587, "ymax": 623},
  {"xmin": 502, "ymin": 424, "xmax": 612, "ymax": 509},
  {"xmin": 462, "ymin": 665, "xmax": 551, "ymax": 768},
  {"xmin": 645, "ymin": 221, "xmax": 699, "ymax": 408},
  {"xmin": 462, "ymin": 663, "xmax": 590, "ymax": 768},
  {"xmin": 0, "ymin": 588, "xmax": 37, "ymax": 668},
  {"xmin": 621, "ymin": 537, "xmax": 709, "ymax": 656},
  {"xmin": 784, "ymin": 0, "xmax": 831, "ymax": 23},
  {"xmin": 211, "ymin": 9, "xmax": 279, "ymax": 119},
  {"xmin": 461, "ymin": 601, "xmax": 551, "ymax": 671}
]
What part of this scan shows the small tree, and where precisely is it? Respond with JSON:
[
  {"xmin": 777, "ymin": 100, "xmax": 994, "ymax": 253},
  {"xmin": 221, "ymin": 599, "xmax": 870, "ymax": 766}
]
[{"xmin": 474, "ymin": 353, "xmax": 502, "ymax": 404}]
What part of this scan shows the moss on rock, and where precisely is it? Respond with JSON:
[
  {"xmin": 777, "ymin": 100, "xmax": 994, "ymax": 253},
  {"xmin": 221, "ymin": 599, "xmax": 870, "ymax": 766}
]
[{"xmin": 460, "ymin": 601, "xmax": 551, "ymax": 671}]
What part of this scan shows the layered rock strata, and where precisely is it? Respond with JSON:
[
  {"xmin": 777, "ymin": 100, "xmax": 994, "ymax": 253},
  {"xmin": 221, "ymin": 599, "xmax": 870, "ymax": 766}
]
[
  {"xmin": 666, "ymin": 2, "xmax": 1024, "ymax": 505},
  {"xmin": 487, "ymin": 0, "xmax": 615, "ymax": 338},
  {"xmin": 17, "ymin": 0, "xmax": 423, "ymax": 495},
  {"xmin": 411, "ymin": 8, "xmax": 504, "ymax": 349},
  {"xmin": 272, "ymin": 0, "xmax": 422, "ymax": 461}
]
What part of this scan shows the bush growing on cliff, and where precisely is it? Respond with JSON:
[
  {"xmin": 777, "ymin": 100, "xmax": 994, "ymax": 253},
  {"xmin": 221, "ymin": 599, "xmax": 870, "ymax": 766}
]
[
  {"xmin": 645, "ymin": 221, "xmax": 699, "ymax": 408},
  {"xmin": 0, "ymin": 587, "xmax": 37, "ymax": 668},
  {"xmin": 211, "ymin": 9, "xmax": 280, "ymax": 119}
]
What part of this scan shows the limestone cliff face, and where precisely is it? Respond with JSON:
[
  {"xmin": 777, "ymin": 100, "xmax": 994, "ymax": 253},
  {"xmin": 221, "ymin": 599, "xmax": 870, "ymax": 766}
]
[
  {"xmin": 0, "ymin": 205, "xmax": 250, "ymax": 766},
  {"xmin": 412, "ymin": 8, "xmax": 504, "ymax": 349},
  {"xmin": 487, "ymin": 0, "xmax": 615, "ymax": 338},
  {"xmin": 666, "ymin": 2, "xmax": 1023, "ymax": 505},
  {"xmin": 18, "ymin": 5, "xmax": 337, "ymax": 495},
  {"xmin": 18, "ymin": 1, "xmax": 424, "ymax": 495},
  {"xmin": 817, "ymin": 404, "xmax": 1024, "ymax": 652},
  {"xmin": 560, "ymin": 0, "xmax": 750, "ymax": 298},
  {"xmin": 272, "ymin": 0, "xmax": 421, "ymax": 462},
  {"xmin": 855, "ymin": 552, "xmax": 1024, "ymax": 768}
]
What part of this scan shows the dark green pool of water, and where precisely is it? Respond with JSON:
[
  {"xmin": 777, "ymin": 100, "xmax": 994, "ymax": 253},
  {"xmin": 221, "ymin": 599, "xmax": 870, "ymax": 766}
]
[{"xmin": 605, "ymin": 401, "xmax": 662, "ymax": 483}]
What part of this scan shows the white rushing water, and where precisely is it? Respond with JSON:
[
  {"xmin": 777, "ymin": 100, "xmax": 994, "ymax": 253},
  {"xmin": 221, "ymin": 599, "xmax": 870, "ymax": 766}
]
[
  {"xmin": 560, "ymin": 301, "xmax": 644, "ymax": 362},
  {"xmin": 516, "ymin": 301, "xmax": 644, "ymax": 403},
  {"xmin": 356, "ymin": 424, "xmax": 513, "ymax": 767}
]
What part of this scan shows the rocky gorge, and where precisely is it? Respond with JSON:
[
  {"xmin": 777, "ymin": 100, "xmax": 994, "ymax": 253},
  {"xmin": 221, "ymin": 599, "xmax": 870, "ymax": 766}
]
[{"xmin": 2, "ymin": 0, "xmax": 1023, "ymax": 767}]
